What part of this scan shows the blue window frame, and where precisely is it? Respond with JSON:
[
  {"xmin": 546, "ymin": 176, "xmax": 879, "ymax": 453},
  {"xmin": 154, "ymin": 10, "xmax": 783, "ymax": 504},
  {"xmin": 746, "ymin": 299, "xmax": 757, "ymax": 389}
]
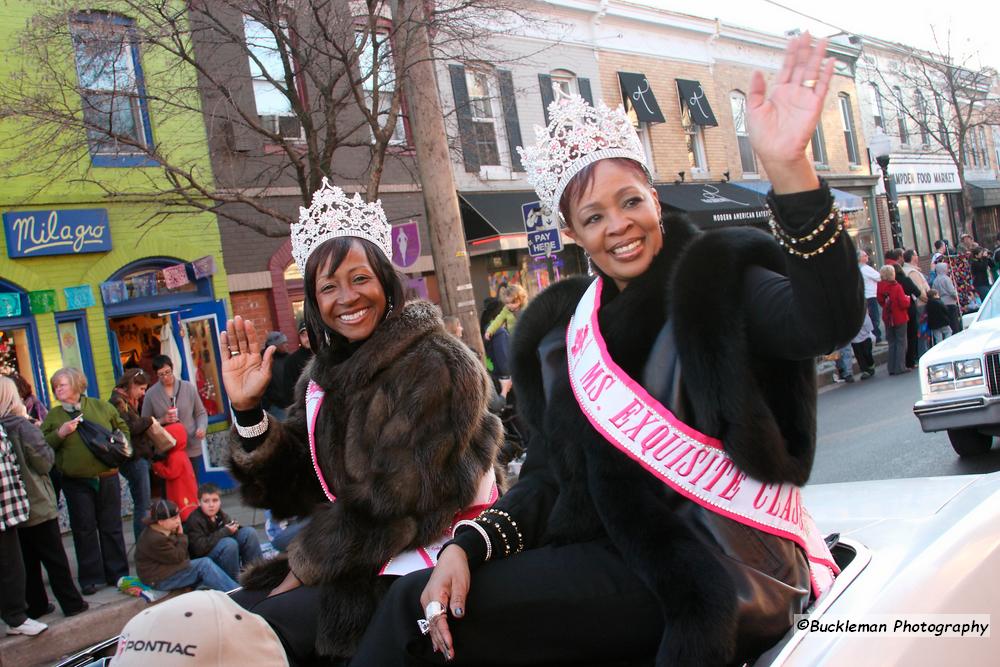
[
  {"xmin": 70, "ymin": 12, "xmax": 157, "ymax": 167},
  {"xmin": 0, "ymin": 280, "xmax": 48, "ymax": 406},
  {"xmin": 54, "ymin": 311, "xmax": 100, "ymax": 398}
]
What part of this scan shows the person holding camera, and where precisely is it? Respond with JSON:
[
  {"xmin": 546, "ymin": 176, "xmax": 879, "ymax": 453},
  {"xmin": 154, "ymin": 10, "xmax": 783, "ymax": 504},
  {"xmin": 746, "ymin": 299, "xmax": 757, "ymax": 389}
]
[{"xmin": 184, "ymin": 483, "xmax": 262, "ymax": 581}]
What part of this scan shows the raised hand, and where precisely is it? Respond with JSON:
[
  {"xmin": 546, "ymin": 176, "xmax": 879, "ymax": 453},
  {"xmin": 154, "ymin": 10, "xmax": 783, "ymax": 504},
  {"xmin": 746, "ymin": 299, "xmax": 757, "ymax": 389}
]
[
  {"xmin": 747, "ymin": 32, "xmax": 835, "ymax": 193},
  {"xmin": 220, "ymin": 315, "xmax": 275, "ymax": 410}
]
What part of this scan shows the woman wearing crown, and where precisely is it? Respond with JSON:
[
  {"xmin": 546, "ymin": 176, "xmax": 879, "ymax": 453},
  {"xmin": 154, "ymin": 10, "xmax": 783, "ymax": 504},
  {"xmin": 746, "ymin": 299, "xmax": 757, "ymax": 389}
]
[
  {"xmin": 218, "ymin": 184, "xmax": 502, "ymax": 661},
  {"xmin": 354, "ymin": 35, "xmax": 864, "ymax": 666}
]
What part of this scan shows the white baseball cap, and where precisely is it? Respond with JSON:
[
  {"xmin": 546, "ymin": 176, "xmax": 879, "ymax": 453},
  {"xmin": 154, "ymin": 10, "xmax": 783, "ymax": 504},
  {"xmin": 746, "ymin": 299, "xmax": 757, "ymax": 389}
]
[{"xmin": 111, "ymin": 590, "xmax": 288, "ymax": 666}]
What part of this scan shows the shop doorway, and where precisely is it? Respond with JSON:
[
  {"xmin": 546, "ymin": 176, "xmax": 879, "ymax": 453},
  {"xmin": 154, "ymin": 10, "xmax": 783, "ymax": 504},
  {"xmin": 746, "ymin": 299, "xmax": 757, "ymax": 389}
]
[{"xmin": 0, "ymin": 281, "xmax": 47, "ymax": 403}]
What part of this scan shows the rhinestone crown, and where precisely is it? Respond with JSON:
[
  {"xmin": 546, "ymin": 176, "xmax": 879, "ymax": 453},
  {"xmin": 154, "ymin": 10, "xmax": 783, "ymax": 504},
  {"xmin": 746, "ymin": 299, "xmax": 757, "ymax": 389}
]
[
  {"xmin": 517, "ymin": 95, "xmax": 650, "ymax": 223},
  {"xmin": 291, "ymin": 178, "xmax": 392, "ymax": 269}
]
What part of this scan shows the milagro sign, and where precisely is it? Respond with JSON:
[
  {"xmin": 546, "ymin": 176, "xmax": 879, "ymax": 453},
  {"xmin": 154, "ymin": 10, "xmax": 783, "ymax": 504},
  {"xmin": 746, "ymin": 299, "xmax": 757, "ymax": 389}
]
[
  {"xmin": 886, "ymin": 161, "xmax": 961, "ymax": 195},
  {"xmin": 3, "ymin": 208, "xmax": 112, "ymax": 258}
]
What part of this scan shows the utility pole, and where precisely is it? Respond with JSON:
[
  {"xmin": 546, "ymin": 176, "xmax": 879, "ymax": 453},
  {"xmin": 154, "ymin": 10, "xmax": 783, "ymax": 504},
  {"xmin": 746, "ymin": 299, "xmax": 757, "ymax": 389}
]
[{"xmin": 391, "ymin": 0, "xmax": 484, "ymax": 356}]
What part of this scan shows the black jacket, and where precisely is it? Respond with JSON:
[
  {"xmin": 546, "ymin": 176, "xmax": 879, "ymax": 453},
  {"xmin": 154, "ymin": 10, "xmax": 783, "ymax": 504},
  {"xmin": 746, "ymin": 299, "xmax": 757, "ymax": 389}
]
[
  {"xmin": 454, "ymin": 188, "xmax": 863, "ymax": 665},
  {"xmin": 926, "ymin": 297, "xmax": 951, "ymax": 329},
  {"xmin": 183, "ymin": 506, "xmax": 234, "ymax": 558}
]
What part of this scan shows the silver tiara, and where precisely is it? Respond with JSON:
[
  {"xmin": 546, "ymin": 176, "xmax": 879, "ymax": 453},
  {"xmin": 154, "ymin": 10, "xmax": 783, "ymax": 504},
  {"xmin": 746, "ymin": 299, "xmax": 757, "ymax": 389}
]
[
  {"xmin": 291, "ymin": 178, "xmax": 392, "ymax": 269},
  {"xmin": 517, "ymin": 95, "xmax": 649, "ymax": 223}
]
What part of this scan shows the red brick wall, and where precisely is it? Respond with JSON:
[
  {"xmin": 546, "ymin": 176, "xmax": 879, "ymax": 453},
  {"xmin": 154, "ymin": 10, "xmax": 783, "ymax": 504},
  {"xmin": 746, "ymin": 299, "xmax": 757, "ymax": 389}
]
[{"xmin": 230, "ymin": 290, "xmax": 275, "ymax": 335}]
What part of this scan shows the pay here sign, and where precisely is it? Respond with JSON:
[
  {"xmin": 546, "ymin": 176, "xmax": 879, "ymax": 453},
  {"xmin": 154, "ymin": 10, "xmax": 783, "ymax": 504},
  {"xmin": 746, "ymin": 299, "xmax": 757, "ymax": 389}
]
[{"xmin": 522, "ymin": 201, "xmax": 562, "ymax": 258}]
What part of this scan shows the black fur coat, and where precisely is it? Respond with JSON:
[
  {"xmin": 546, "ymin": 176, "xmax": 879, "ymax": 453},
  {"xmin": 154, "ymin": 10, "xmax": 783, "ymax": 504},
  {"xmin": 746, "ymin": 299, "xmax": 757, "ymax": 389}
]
[
  {"xmin": 228, "ymin": 301, "xmax": 502, "ymax": 657},
  {"xmin": 493, "ymin": 210, "xmax": 863, "ymax": 665}
]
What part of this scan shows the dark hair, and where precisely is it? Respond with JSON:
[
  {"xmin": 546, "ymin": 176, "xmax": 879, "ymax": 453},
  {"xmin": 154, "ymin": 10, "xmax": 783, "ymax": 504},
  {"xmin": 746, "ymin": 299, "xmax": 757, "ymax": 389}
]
[
  {"xmin": 480, "ymin": 297, "xmax": 503, "ymax": 335},
  {"xmin": 10, "ymin": 374, "xmax": 33, "ymax": 400},
  {"xmin": 884, "ymin": 248, "xmax": 903, "ymax": 262},
  {"xmin": 557, "ymin": 157, "xmax": 651, "ymax": 229},
  {"xmin": 198, "ymin": 483, "xmax": 220, "ymax": 498},
  {"xmin": 903, "ymin": 249, "xmax": 916, "ymax": 263},
  {"xmin": 151, "ymin": 355, "xmax": 173, "ymax": 372},
  {"xmin": 303, "ymin": 237, "xmax": 406, "ymax": 354},
  {"xmin": 934, "ymin": 240, "xmax": 946, "ymax": 250},
  {"xmin": 115, "ymin": 368, "xmax": 149, "ymax": 390}
]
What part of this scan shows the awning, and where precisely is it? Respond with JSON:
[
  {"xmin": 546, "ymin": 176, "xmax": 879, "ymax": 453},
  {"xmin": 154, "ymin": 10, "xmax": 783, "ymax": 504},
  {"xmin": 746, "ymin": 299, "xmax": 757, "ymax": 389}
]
[
  {"xmin": 618, "ymin": 72, "xmax": 665, "ymax": 124},
  {"xmin": 676, "ymin": 79, "xmax": 717, "ymax": 127},
  {"xmin": 459, "ymin": 191, "xmax": 538, "ymax": 241},
  {"xmin": 654, "ymin": 182, "xmax": 770, "ymax": 227},
  {"xmin": 731, "ymin": 180, "xmax": 865, "ymax": 212},
  {"xmin": 968, "ymin": 181, "xmax": 1000, "ymax": 208}
]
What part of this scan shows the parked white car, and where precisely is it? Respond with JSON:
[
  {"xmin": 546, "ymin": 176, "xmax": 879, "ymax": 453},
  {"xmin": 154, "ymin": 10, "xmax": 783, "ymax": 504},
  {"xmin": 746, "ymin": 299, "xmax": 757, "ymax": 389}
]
[{"xmin": 914, "ymin": 282, "xmax": 1000, "ymax": 456}]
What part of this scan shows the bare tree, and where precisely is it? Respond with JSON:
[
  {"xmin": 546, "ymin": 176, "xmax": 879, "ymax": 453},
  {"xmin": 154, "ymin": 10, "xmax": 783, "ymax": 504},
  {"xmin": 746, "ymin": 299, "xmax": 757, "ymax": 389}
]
[
  {"xmin": 0, "ymin": 0, "xmax": 536, "ymax": 237},
  {"xmin": 867, "ymin": 32, "xmax": 1000, "ymax": 234}
]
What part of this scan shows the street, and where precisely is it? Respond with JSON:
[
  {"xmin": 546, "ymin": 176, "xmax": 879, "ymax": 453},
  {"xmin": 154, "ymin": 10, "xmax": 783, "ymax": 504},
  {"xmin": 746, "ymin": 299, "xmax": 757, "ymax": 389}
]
[{"xmin": 812, "ymin": 366, "xmax": 1000, "ymax": 484}]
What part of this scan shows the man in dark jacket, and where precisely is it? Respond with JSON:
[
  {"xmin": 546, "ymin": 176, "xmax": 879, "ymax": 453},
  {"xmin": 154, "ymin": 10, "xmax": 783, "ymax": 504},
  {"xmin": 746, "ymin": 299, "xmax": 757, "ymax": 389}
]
[{"xmin": 184, "ymin": 483, "xmax": 261, "ymax": 580}]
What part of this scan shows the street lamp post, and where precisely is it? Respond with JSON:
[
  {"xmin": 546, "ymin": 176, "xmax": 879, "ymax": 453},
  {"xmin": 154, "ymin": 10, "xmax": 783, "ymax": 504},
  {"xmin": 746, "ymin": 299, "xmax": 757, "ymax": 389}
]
[{"xmin": 870, "ymin": 130, "xmax": 903, "ymax": 249}]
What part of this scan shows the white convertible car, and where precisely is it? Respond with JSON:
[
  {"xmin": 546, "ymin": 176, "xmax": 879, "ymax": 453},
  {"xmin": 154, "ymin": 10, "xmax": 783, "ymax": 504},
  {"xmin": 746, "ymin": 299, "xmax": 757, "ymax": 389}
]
[{"xmin": 914, "ymin": 283, "xmax": 1000, "ymax": 456}]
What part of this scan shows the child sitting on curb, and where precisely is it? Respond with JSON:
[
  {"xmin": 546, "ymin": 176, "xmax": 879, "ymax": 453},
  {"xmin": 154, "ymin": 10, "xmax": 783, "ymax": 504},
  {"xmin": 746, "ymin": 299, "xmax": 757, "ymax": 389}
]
[
  {"xmin": 184, "ymin": 483, "xmax": 262, "ymax": 581},
  {"xmin": 135, "ymin": 499, "xmax": 238, "ymax": 593}
]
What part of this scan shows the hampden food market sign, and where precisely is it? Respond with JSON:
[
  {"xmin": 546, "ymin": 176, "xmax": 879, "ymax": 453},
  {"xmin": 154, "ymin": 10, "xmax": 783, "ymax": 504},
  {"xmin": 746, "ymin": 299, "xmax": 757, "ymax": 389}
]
[
  {"xmin": 887, "ymin": 161, "xmax": 961, "ymax": 195},
  {"xmin": 3, "ymin": 208, "xmax": 112, "ymax": 258}
]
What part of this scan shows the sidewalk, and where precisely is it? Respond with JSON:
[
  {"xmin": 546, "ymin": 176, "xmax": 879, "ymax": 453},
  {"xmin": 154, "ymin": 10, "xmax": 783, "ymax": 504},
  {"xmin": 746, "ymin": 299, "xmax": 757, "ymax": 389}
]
[
  {"xmin": 0, "ymin": 490, "xmax": 269, "ymax": 667},
  {"xmin": 816, "ymin": 340, "xmax": 891, "ymax": 387}
]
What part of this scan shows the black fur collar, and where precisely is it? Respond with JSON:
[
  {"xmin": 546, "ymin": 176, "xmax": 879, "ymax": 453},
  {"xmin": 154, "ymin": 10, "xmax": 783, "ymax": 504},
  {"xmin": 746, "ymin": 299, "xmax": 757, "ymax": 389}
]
[{"xmin": 310, "ymin": 300, "xmax": 442, "ymax": 392}]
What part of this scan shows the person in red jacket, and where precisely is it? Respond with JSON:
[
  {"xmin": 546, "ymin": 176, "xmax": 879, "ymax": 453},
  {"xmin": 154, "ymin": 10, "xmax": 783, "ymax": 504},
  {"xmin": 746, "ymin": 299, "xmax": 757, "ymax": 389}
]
[
  {"xmin": 877, "ymin": 264, "xmax": 911, "ymax": 376},
  {"xmin": 151, "ymin": 423, "xmax": 198, "ymax": 520}
]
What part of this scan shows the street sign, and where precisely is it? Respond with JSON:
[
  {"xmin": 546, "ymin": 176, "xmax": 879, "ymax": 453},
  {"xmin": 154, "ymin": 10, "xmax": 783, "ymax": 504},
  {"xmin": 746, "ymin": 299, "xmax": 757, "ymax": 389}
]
[{"xmin": 522, "ymin": 201, "xmax": 562, "ymax": 258}]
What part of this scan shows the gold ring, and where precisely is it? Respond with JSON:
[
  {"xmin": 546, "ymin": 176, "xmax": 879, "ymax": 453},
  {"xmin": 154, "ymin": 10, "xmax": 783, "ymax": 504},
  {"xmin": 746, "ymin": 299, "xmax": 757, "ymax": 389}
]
[
  {"xmin": 801, "ymin": 79, "xmax": 817, "ymax": 89},
  {"xmin": 230, "ymin": 349, "xmax": 241, "ymax": 356}
]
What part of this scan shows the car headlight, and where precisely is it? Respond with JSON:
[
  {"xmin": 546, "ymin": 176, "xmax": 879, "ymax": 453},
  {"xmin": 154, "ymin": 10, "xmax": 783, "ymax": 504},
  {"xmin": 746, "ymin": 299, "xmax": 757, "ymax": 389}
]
[
  {"xmin": 927, "ymin": 363, "xmax": 955, "ymax": 383},
  {"xmin": 955, "ymin": 359, "xmax": 983, "ymax": 379}
]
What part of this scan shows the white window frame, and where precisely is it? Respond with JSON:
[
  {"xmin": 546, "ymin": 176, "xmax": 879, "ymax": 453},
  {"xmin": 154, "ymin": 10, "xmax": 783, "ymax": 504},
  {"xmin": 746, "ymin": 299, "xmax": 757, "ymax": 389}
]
[
  {"xmin": 839, "ymin": 94, "xmax": 860, "ymax": 166},
  {"xmin": 868, "ymin": 82, "xmax": 884, "ymax": 131},
  {"xmin": 810, "ymin": 123, "xmax": 828, "ymax": 167},
  {"xmin": 355, "ymin": 29, "xmax": 407, "ymax": 146},
  {"xmin": 244, "ymin": 15, "xmax": 305, "ymax": 142},
  {"xmin": 680, "ymin": 104, "xmax": 708, "ymax": 176},
  {"xmin": 729, "ymin": 91, "xmax": 757, "ymax": 175},
  {"xmin": 550, "ymin": 68, "xmax": 578, "ymax": 103},
  {"xmin": 70, "ymin": 16, "xmax": 150, "ymax": 155},
  {"xmin": 993, "ymin": 126, "xmax": 1000, "ymax": 171},
  {"xmin": 464, "ymin": 68, "xmax": 505, "ymax": 169},
  {"xmin": 893, "ymin": 86, "xmax": 909, "ymax": 145}
]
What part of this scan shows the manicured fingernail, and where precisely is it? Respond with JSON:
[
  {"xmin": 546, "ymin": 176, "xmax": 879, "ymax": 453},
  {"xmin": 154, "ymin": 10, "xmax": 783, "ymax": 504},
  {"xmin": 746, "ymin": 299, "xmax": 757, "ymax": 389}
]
[{"xmin": 453, "ymin": 607, "xmax": 464, "ymax": 617}]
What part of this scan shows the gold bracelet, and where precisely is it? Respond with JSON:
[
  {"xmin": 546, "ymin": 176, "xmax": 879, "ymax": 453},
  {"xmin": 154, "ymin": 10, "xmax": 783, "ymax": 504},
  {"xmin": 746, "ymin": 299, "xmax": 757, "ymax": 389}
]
[
  {"xmin": 482, "ymin": 509, "xmax": 524, "ymax": 553},
  {"xmin": 769, "ymin": 210, "xmax": 845, "ymax": 259},
  {"xmin": 768, "ymin": 209, "xmax": 837, "ymax": 245}
]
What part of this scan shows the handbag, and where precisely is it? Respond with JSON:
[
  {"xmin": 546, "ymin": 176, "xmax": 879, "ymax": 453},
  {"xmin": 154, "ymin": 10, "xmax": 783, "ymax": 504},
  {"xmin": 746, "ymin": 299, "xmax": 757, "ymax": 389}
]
[
  {"xmin": 145, "ymin": 418, "xmax": 177, "ymax": 456},
  {"xmin": 75, "ymin": 417, "xmax": 132, "ymax": 468}
]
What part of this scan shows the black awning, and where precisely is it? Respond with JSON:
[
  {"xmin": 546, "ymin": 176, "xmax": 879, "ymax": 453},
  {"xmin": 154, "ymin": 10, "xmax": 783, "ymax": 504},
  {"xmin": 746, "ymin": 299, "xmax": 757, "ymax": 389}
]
[
  {"xmin": 676, "ymin": 79, "xmax": 718, "ymax": 127},
  {"xmin": 618, "ymin": 72, "xmax": 665, "ymax": 124},
  {"xmin": 654, "ymin": 182, "xmax": 770, "ymax": 227},
  {"xmin": 968, "ymin": 181, "xmax": 1000, "ymax": 208},
  {"xmin": 459, "ymin": 191, "xmax": 537, "ymax": 240}
]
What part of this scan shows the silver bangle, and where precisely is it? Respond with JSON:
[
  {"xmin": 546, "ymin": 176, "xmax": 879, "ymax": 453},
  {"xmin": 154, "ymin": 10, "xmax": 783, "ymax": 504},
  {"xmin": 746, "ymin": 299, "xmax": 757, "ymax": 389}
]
[
  {"xmin": 453, "ymin": 519, "xmax": 492, "ymax": 562},
  {"xmin": 234, "ymin": 412, "xmax": 269, "ymax": 438}
]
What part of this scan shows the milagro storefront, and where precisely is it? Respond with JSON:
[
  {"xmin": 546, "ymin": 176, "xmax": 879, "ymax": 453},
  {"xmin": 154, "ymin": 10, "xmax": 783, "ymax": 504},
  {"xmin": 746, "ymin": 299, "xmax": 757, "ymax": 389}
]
[
  {"xmin": 0, "ymin": 204, "xmax": 235, "ymax": 486},
  {"xmin": 883, "ymin": 157, "xmax": 964, "ymax": 257}
]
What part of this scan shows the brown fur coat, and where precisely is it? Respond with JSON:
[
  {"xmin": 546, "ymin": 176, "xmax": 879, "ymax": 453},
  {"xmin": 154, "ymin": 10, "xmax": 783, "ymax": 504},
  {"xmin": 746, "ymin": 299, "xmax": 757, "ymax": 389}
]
[{"xmin": 228, "ymin": 301, "xmax": 502, "ymax": 657}]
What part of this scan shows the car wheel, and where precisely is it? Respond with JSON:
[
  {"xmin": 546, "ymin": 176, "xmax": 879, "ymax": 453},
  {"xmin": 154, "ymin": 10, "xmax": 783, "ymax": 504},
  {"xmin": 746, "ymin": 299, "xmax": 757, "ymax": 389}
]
[{"xmin": 947, "ymin": 428, "xmax": 994, "ymax": 457}]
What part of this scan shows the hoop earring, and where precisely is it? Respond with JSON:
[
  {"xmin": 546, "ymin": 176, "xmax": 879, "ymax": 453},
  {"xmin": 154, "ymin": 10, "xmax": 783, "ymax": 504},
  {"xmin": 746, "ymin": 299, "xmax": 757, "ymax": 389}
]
[{"xmin": 384, "ymin": 296, "xmax": 394, "ymax": 320}]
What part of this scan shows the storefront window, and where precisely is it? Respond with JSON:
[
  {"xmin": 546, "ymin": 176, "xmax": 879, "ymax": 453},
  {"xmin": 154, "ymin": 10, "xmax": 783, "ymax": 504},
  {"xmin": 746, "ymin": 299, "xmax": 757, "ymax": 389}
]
[
  {"xmin": 897, "ymin": 197, "xmax": 914, "ymax": 251},
  {"xmin": 911, "ymin": 196, "xmax": 928, "ymax": 255},
  {"xmin": 0, "ymin": 328, "xmax": 34, "ymax": 391},
  {"xmin": 924, "ymin": 195, "xmax": 941, "ymax": 246},
  {"xmin": 184, "ymin": 318, "xmax": 223, "ymax": 417},
  {"xmin": 938, "ymin": 194, "xmax": 954, "ymax": 243},
  {"xmin": 57, "ymin": 321, "xmax": 84, "ymax": 371}
]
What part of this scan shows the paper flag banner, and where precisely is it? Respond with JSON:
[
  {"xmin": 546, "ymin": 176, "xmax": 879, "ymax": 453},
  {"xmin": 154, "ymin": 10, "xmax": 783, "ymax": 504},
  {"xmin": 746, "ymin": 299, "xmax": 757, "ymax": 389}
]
[
  {"xmin": 100, "ymin": 281, "xmax": 127, "ymax": 305},
  {"xmin": 191, "ymin": 255, "xmax": 216, "ymax": 280},
  {"xmin": 0, "ymin": 293, "xmax": 22, "ymax": 317},
  {"xmin": 28, "ymin": 290, "xmax": 57, "ymax": 314},
  {"xmin": 162, "ymin": 263, "xmax": 190, "ymax": 290},
  {"xmin": 63, "ymin": 285, "xmax": 95, "ymax": 309}
]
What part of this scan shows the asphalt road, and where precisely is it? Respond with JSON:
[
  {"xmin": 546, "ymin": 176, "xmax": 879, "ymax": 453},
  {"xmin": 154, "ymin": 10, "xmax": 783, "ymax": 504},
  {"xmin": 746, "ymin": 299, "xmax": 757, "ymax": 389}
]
[{"xmin": 811, "ymin": 364, "xmax": 1000, "ymax": 484}]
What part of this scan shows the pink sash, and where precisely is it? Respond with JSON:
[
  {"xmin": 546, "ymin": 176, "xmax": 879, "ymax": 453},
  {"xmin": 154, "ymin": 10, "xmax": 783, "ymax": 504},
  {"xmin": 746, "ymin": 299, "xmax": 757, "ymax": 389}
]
[
  {"xmin": 566, "ymin": 278, "xmax": 838, "ymax": 598},
  {"xmin": 305, "ymin": 380, "xmax": 498, "ymax": 576}
]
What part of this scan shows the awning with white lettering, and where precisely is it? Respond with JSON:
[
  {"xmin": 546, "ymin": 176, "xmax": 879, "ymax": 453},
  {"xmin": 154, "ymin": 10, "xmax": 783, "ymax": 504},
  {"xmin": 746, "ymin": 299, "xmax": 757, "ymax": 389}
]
[
  {"xmin": 654, "ymin": 182, "xmax": 770, "ymax": 227},
  {"xmin": 618, "ymin": 72, "xmax": 665, "ymax": 124},
  {"xmin": 676, "ymin": 79, "xmax": 718, "ymax": 127}
]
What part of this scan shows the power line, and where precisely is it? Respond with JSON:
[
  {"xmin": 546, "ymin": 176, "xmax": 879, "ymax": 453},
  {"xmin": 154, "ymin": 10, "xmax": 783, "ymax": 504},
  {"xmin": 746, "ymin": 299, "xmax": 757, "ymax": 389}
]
[{"xmin": 760, "ymin": 0, "xmax": 850, "ymax": 35}]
